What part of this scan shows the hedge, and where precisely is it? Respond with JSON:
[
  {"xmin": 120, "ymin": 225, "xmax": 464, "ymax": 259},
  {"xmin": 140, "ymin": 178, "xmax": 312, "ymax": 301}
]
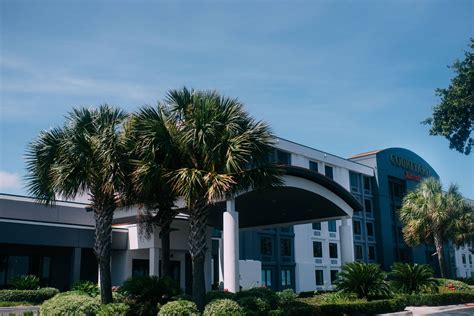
[
  {"xmin": 40, "ymin": 291, "xmax": 99, "ymax": 316},
  {"xmin": 158, "ymin": 300, "xmax": 200, "ymax": 316},
  {"xmin": 0, "ymin": 287, "xmax": 59, "ymax": 304},
  {"xmin": 313, "ymin": 299, "xmax": 406, "ymax": 316},
  {"xmin": 402, "ymin": 292, "xmax": 474, "ymax": 306},
  {"xmin": 203, "ymin": 299, "xmax": 243, "ymax": 316}
]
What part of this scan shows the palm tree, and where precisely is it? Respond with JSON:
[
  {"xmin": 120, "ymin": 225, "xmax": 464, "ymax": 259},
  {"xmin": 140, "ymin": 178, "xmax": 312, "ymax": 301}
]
[
  {"xmin": 25, "ymin": 105, "xmax": 128, "ymax": 303},
  {"xmin": 389, "ymin": 263, "xmax": 439, "ymax": 294},
  {"xmin": 123, "ymin": 106, "xmax": 181, "ymax": 278},
  {"xmin": 162, "ymin": 87, "xmax": 282, "ymax": 309},
  {"xmin": 399, "ymin": 177, "xmax": 474, "ymax": 278}
]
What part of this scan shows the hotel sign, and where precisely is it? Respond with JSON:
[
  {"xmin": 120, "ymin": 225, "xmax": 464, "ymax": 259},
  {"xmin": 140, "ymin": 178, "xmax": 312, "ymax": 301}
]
[{"xmin": 390, "ymin": 154, "xmax": 430, "ymax": 177}]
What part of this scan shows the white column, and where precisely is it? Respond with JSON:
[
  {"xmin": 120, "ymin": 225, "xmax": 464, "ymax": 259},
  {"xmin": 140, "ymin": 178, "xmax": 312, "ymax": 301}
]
[
  {"xmin": 149, "ymin": 247, "xmax": 160, "ymax": 276},
  {"xmin": 223, "ymin": 198, "xmax": 239, "ymax": 292},
  {"xmin": 218, "ymin": 238, "xmax": 224, "ymax": 287},
  {"xmin": 340, "ymin": 218, "xmax": 355, "ymax": 264}
]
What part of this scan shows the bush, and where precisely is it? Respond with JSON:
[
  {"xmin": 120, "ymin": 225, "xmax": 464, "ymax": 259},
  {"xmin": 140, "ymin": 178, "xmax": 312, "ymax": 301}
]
[
  {"xmin": 401, "ymin": 292, "xmax": 474, "ymax": 306},
  {"xmin": 71, "ymin": 280, "xmax": 100, "ymax": 297},
  {"xmin": 453, "ymin": 276, "xmax": 474, "ymax": 285},
  {"xmin": 237, "ymin": 296, "xmax": 270, "ymax": 315},
  {"xmin": 40, "ymin": 291, "xmax": 100, "ymax": 316},
  {"xmin": 158, "ymin": 300, "xmax": 199, "ymax": 316},
  {"xmin": 11, "ymin": 275, "xmax": 40, "ymax": 290},
  {"xmin": 437, "ymin": 278, "xmax": 471, "ymax": 292},
  {"xmin": 0, "ymin": 287, "xmax": 59, "ymax": 304},
  {"xmin": 205, "ymin": 290, "xmax": 237, "ymax": 303},
  {"xmin": 236, "ymin": 287, "xmax": 279, "ymax": 310},
  {"xmin": 203, "ymin": 299, "xmax": 243, "ymax": 316},
  {"xmin": 389, "ymin": 263, "xmax": 439, "ymax": 294},
  {"xmin": 297, "ymin": 290, "xmax": 316, "ymax": 298},
  {"xmin": 276, "ymin": 289, "xmax": 297, "ymax": 307},
  {"xmin": 0, "ymin": 301, "xmax": 32, "ymax": 307},
  {"xmin": 97, "ymin": 303, "xmax": 130, "ymax": 316},
  {"xmin": 335, "ymin": 262, "xmax": 391, "ymax": 299},
  {"xmin": 314, "ymin": 299, "xmax": 406, "ymax": 316}
]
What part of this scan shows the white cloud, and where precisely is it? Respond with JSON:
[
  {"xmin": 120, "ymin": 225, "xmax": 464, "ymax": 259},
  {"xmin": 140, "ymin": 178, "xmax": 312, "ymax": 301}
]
[{"xmin": 0, "ymin": 171, "xmax": 22, "ymax": 190}]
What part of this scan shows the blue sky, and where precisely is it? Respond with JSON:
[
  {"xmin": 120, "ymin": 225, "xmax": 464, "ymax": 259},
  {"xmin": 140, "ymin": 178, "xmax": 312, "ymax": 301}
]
[{"xmin": 1, "ymin": 0, "xmax": 473, "ymax": 198}]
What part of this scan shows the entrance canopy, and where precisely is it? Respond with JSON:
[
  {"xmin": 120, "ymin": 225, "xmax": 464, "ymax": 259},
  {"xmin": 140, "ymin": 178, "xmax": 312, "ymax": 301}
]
[{"xmin": 207, "ymin": 166, "xmax": 362, "ymax": 229}]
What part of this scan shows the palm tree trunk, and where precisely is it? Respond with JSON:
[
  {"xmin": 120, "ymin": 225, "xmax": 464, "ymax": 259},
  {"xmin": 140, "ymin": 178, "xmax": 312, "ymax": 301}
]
[
  {"xmin": 94, "ymin": 207, "xmax": 114, "ymax": 304},
  {"xmin": 434, "ymin": 234, "xmax": 446, "ymax": 278},
  {"xmin": 161, "ymin": 221, "xmax": 171, "ymax": 278},
  {"xmin": 188, "ymin": 206, "xmax": 209, "ymax": 311}
]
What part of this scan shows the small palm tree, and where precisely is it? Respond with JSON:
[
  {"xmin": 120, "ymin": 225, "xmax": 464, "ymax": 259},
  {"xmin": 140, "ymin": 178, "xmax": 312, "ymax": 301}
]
[
  {"xmin": 399, "ymin": 177, "xmax": 473, "ymax": 277},
  {"xmin": 163, "ymin": 87, "xmax": 282, "ymax": 309},
  {"xmin": 334, "ymin": 262, "xmax": 391, "ymax": 300},
  {"xmin": 25, "ymin": 106, "xmax": 128, "ymax": 303},
  {"xmin": 389, "ymin": 263, "xmax": 439, "ymax": 294}
]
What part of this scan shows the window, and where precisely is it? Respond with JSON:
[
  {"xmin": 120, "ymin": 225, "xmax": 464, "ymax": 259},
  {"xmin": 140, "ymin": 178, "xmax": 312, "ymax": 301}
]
[
  {"xmin": 368, "ymin": 246, "xmax": 376, "ymax": 261},
  {"xmin": 462, "ymin": 254, "xmax": 466, "ymax": 264},
  {"xmin": 364, "ymin": 199, "xmax": 373, "ymax": 214},
  {"xmin": 329, "ymin": 243, "xmax": 338, "ymax": 259},
  {"xmin": 328, "ymin": 220, "xmax": 337, "ymax": 232},
  {"xmin": 330, "ymin": 270, "xmax": 338, "ymax": 284},
  {"xmin": 309, "ymin": 161, "xmax": 319, "ymax": 172},
  {"xmin": 363, "ymin": 176, "xmax": 372, "ymax": 194},
  {"xmin": 7, "ymin": 256, "xmax": 29, "ymax": 284},
  {"xmin": 280, "ymin": 239, "xmax": 291, "ymax": 257},
  {"xmin": 350, "ymin": 172, "xmax": 360, "ymax": 193},
  {"xmin": 366, "ymin": 222, "xmax": 374, "ymax": 236},
  {"xmin": 353, "ymin": 220, "xmax": 361, "ymax": 235},
  {"xmin": 261, "ymin": 269, "xmax": 272, "ymax": 287},
  {"xmin": 268, "ymin": 149, "xmax": 291, "ymax": 165},
  {"xmin": 312, "ymin": 222, "xmax": 321, "ymax": 230},
  {"xmin": 325, "ymin": 165, "xmax": 334, "ymax": 180},
  {"xmin": 469, "ymin": 255, "xmax": 473, "ymax": 265},
  {"xmin": 355, "ymin": 245, "xmax": 363, "ymax": 260},
  {"xmin": 281, "ymin": 269, "xmax": 292, "ymax": 286},
  {"xmin": 313, "ymin": 241, "xmax": 322, "ymax": 258},
  {"xmin": 132, "ymin": 259, "xmax": 149, "ymax": 277},
  {"xmin": 315, "ymin": 270, "xmax": 324, "ymax": 286},
  {"xmin": 260, "ymin": 237, "xmax": 273, "ymax": 256}
]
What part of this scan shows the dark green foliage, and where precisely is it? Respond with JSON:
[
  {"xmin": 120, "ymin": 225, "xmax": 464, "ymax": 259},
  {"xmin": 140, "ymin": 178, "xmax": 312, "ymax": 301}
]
[
  {"xmin": 313, "ymin": 299, "xmax": 406, "ymax": 316},
  {"xmin": 0, "ymin": 287, "xmax": 59, "ymax": 304},
  {"xmin": 389, "ymin": 263, "xmax": 439, "ymax": 294},
  {"xmin": 297, "ymin": 290, "xmax": 316, "ymax": 298},
  {"xmin": 0, "ymin": 301, "xmax": 33, "ymax": 307},
  {"xmin": 11, "ymin": 275, "xmax": 40, "ymax": 290},
  {"xmin": 40, "ymin": 291, "xmax": 99, "ymax": 315},
  {"xmin": 203, "ymin": 299, "xmax": 243, "ymax": 316},
  {"xmin": 118, "ymin": 275, "xmax": 181, "ymax": 315},
  {"xmin": 424, "ymin": 38, "xmax": 474, "ymax": 155},
  {"xmin": 334, "ymin": 262, "xmax": 391, "ymax": 299},
  {"xmin": 236, "ymin": 287, "xmax": 279, "ymax": 309},
  {"xmin": 437, "ymin": 278, "xmax": 472, "ymax": 292},
  {"xmin": 276, "ymin": 289, "xmax": 297, "ymax": 307},
  {"xmin": 71, "ymin": 280, "xmax": 100, "ymax": 297},
  {"xmin": 205, "ymin": 290, "xmax": 237, "ymax": 303},
  {"xmin": 401, "ymin": 292, "xmax": 474, "ymax": 306},
  {"xmin": 97, "ymin": 303, "xmax": 130, "ymax": 316},
  {"xmin": 158, "ymin": 300, "xmax": 200, "ymax": 316},
  {"xmin": 453, "ymin": 276, "xmax": 474, "ymax": 285},
  {"xmin": 236, "ymin": 296, "xmax": 270, "ymax": 315}
]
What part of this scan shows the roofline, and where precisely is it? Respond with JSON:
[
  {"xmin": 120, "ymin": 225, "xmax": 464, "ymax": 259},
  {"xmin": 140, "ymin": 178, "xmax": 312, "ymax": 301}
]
[{"xmin": 0, "ymin": 193, "xmax": 89, "ymax": 208}]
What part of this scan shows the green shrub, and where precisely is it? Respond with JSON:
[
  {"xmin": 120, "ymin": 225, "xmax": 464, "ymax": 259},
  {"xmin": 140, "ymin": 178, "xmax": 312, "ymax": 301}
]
[
  {"xmin": 205, "ymin": 290, "xmax": 237, "ymax": 303},
  {"xmin": 0, "ymin": 301, "xmax": 32, "ymax": 307},
  {"xmin": 203, "ymin": 299, "xmax": 243, "ymax": 316},
  {"xmin": 71, "ymin": 280, "xmax": 100, "ymax": 297},
  {"xmin": 297, "ymin": 290, "xmax": 316, "ymax": 298},
  {"xmin": 437, "ymin": 278, "xmax": 471, "ymax": 292},
  {"xmin": 97, "ymin": 303, "xmax": 130, "ymax": 316},
  {"xmin": 276, "ymin": 289, "xmax": 297, "ymax": 307},
  {"xmin": 401, "ymin": 292, "xmax": 474, "ymax": 306},
  {"xmin": 171, "ymin": 294, "xmax": 194, "ymax": 302},
  {"xmin": 11, "ymin": 275, "xmax": 40, "ymax": 290},
  {"xmin": 0, "ymin": 287, "xmax": 59, "ymax": 304},
  {"xmin": 389, "ymin": 263, "xmax": 439, "ymax": 294},
  {"xmin": 158, "ymin": 300, "xmax": 199, "ymax": 316},
  {"xmin": 317, "ymin": 292, "xmax": 362, "ymax": 304},
  {"xmin": 236, "ymin": 287, "xmax": 278, "ymax": 309},
  {"xmin": 453, "ymin": 276, "xmax": 474, "ymax": 285},
  {"xmin": 237, "ymin": 296, "xmax": 269, "ymax": 315},
  {"xmin": 40, "ymin": 291, "xmax": 100, "ymax": 316},
  {"xmin": 334, "ymin": 262, "xmax": 391, "ymax": 299},
  {"xmin": 314, "ymin": 298, "xmax": 406, "ymax": 316}
]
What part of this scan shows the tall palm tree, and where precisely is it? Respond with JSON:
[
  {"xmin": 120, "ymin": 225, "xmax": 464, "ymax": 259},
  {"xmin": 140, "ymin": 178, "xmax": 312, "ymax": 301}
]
[
  {"xmin": 123, "ymin": 106, "xmax": 181, "ymax": 278},
  {"xmin": 25, "ymin": 105, "xmax": 128, "ymax": 303},
  {"xmin": 399, "ymin": 177, "xmax": 473, "ymax": 277},
  {"xmin": 163, "ymin": 87, "xmax": 282, "ymax": 309}
]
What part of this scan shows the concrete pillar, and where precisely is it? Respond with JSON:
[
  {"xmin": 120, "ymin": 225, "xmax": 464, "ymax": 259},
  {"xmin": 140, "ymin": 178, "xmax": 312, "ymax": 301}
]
[
  {"xmin": 71, "ymin": 247, "xmax": 81, "ymax": 284},
  {"xmin": 149, "ymin": 247, "xmax": 160, "ymax": 276},
  {"xmin": 218, "ymin": 238, "xmax": 224, "ymax": 287},
  {"xmin": 223, "ymin": 199, "xmax": 239, "ymax": 292},
  {"xmin": 340, "ymin": 218, "xmax": 355, "ymax": 264}
]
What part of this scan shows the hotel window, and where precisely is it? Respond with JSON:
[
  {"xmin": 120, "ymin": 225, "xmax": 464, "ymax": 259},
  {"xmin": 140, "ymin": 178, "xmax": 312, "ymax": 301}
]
[
  {"xmin": 328, "ymin": 220, "xmax": 337, "ymax": 232},
  {"xmin": 350, "ymin": 172, "xmax": 360, "ymax": 193},
  {"xmin": 364, "ymin": 199, "xmax": 373, "ymax": 215},
  {"xmin": 132, "ymin": 259, "xmax": 149, "ymax": 277},
  {"xmin": 315, "ymin": 270, "xmax": 324, "ymax": 286},
  {"xmin": 366, "ymin": 222, "xmax": 374, "ymax": 237},
  {"xmin": 260, "ymin": 237, "xmax": 273, "ymax": 256},
  {"xmin": 363, "ymin": 176, "xmax": 372, "ymax": 195},
  {"xmin": 312, "ymin": 222, "xmax": 321, "ymax": 230},
  {"xmin": 280, "ymin": 238, "xmax": 291, "ymax": 257},
  {"xmin": 261, "ymin": 269, "xmax": 272, "ymax": 287},
  {"xmin": 330, "ymin": 270, "xmax": 338, "ymax": 284},
  {"xmin": 462, "ymin": 254, "xmax": 466, "ymax": 264},
  {"xmin": 469, "ymin": 255, "xmax": 473, "ymax": 265},
  {"xmin": 313, "ymin": 241, "xmax": 323, "ymax": 258},
  {"xmin": 325, "ymin": 165, "xmax": 334, "ymax": 180},
  {"xmin": 368, "ymin": 245, "xmax": 376, "ymax": 261},
  {"xmin": 329, "ymin": 243, "xmax": 338, "ymax": 259},
  {"xmin": 281, "ymin": 269, "xmax": 292, "ymax": 286},
  {"xmin": 355, "ymin": 245, "xmax": 363, "ymax": 260},
  {"xmin": 309, "ymin": 161, "xmax": 319, "ymax": 172},
  {"xmin": 353, "ymin": 220, "xmax": 361, "ymax": 235}
]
